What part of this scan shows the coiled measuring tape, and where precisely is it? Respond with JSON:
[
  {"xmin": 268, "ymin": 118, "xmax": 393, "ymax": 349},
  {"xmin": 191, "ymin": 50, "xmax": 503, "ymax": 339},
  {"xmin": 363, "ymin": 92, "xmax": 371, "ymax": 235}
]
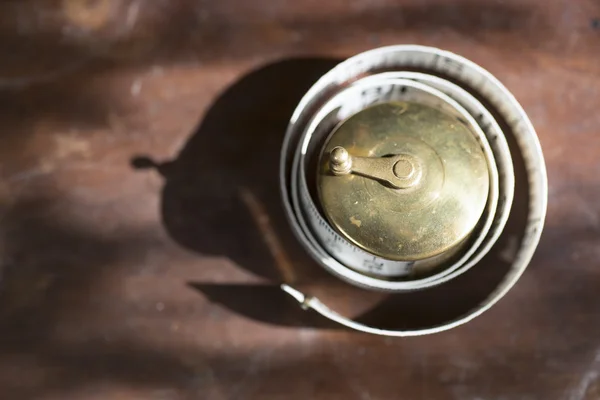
[{"xmin": 280, "ymin": 45, "xmax": 547, "ymax": 336}]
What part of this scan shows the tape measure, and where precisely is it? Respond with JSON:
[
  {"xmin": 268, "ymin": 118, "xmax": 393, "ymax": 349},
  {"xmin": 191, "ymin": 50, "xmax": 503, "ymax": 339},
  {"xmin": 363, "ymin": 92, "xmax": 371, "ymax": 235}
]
[{"xmin": 280, "ymin": 45, "xmax": 547, "ymax": 336}]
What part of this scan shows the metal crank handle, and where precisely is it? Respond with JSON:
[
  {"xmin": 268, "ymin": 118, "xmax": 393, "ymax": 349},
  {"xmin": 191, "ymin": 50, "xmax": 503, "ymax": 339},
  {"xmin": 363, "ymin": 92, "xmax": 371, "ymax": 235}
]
[{"xmin": 329, "ymin": 146, "xmax": 422, "ymax": 189}]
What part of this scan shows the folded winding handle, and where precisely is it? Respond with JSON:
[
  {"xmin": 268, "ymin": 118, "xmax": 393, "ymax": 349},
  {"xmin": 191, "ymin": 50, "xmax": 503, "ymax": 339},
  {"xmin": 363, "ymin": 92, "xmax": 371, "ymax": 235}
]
[{"xmin": 329, "ymin": 146, "xmax": 422, "ymax": 189}]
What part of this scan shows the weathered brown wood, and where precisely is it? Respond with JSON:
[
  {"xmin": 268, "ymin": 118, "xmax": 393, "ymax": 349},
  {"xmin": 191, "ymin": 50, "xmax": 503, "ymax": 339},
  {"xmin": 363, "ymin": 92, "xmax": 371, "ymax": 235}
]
[{"xmin": 0, "ymin": 1, "xmax": 598, "ymax": 399}]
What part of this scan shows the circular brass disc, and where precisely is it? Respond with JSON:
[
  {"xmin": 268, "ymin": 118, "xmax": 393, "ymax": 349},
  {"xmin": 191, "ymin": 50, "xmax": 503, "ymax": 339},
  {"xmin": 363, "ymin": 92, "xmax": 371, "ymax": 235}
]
[{"xmin": 317, "ymin": 101, "xmax": 490, "ymax": 261}]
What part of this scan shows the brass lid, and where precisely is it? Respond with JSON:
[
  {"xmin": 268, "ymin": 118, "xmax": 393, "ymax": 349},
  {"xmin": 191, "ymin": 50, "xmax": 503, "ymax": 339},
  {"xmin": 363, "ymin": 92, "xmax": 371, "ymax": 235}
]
[{"xmin": 317, "ymin": 101, "xmax": 490, "ymax": 261}]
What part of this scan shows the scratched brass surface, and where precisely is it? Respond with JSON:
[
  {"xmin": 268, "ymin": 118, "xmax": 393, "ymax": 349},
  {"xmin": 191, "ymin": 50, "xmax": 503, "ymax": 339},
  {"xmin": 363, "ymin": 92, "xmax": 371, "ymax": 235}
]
[
  {"xmin": 0, "ymin": 1, "xmax": 598, "ymax": 399},
  {"xmin": 318, "ymin": 102, "xmax": 489, "ymax": 261}
]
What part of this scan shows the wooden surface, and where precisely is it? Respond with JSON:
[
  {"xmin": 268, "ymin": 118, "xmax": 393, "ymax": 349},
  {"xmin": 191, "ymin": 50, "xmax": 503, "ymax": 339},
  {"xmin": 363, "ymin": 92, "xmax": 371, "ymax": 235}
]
[{"xmin": 0, "ymin": 1, "xmax": 599, "ymax": 399}]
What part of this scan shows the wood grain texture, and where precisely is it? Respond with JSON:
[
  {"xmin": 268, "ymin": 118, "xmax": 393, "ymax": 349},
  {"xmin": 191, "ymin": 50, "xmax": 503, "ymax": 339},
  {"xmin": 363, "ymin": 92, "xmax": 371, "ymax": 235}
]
[{"xmin": 0, "ymin": 0, "xmax": 598, "ymax": 399}]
